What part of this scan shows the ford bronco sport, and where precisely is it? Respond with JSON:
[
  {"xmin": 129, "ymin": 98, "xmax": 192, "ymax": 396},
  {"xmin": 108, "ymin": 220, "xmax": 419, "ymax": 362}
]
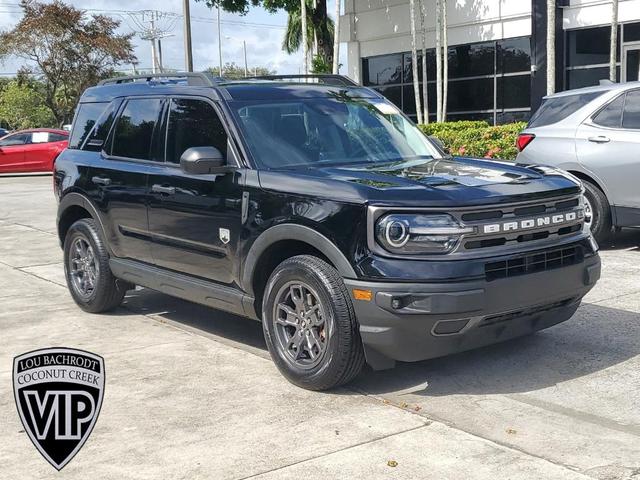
[{"xmin": 54, "ymin": 73, "xmax": 601, "ymax": 391}]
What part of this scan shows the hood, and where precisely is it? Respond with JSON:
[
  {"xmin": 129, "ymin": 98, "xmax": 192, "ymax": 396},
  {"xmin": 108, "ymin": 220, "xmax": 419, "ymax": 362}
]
[{"xmin": 257, "ymin": 157, "xmax": 582, "ymax": 207}]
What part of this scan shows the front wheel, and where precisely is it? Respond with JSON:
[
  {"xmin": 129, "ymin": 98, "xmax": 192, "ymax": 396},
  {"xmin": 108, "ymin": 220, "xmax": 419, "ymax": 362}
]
[{"xmin": 262, "ymin": 255, "xmax": 365, "ymax": 391}]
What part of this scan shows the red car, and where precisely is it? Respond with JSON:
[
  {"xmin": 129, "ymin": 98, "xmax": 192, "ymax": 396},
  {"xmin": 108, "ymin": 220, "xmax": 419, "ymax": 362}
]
[{"xmin": 0, "ymin": 128, "xmax": 69, "ymax": 173}]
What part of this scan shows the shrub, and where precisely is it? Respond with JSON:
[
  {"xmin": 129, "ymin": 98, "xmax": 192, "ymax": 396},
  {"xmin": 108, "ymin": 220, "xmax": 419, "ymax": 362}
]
[{"xmin": 419, "ymin": 121, "xmax": 527, "ymax": 161}]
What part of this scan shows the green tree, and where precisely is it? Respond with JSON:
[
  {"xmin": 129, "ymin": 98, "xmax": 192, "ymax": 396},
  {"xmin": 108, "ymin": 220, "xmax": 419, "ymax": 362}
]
[
  {"xmin": 205, "ymin": 63, "xmax": 276, "ymax": 79},
  {"xmin": 0, "ymin": 80, "xmax": 55, "ymax": 130},
  {"xmin": 0, "ymin": 0, "xmax": 135, "ymax": 126}
]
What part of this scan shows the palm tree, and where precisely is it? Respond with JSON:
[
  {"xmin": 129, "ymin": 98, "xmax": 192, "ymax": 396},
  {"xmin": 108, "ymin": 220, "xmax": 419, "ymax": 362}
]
[
  {"xmin": 332, "ymin": 0, "xmax": 340, "ymax": 74},
  {"xmin": 282, "ymin": 0, "xmax": 335, "ymax": 73},
  {"xmin": 547, "ymin": 0, "xmax": 555, "ymax": 95},
  {"xmin": 419, "ymin": 0, "xmax": 428, "ymax": 123},
  {"xmin": 441, "ymin": 0, "xmax": 448, "ymax": 121},
  {"xmin": 301, "ymin": 0, "xmax": 308, "ymax": 72},
  {"xmin": 610, "ymin": 0, "xmax": 619, "ymax": 82},
  {"xmin": 435, "ymin": 0, "xmax": 442, "ymax": 122},
  {"xmin": 409, "ymin": 0, "xmax": 423, "ymax": 124}
]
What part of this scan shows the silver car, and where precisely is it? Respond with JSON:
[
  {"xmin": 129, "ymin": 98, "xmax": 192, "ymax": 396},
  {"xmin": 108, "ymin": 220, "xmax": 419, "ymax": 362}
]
[{"xmin": 516, "ymin": 82, "xmax": 640, "ymax": 242}]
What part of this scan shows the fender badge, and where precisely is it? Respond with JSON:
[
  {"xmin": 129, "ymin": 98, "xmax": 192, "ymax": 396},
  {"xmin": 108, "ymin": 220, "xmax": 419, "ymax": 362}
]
[{"xmin": 219, "ymin": 228, "xmax": 230, "ymax": 244}]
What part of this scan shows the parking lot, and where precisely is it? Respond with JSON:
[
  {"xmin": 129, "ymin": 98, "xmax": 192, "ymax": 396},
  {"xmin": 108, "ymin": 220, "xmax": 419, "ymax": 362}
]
[{"xmin": 1, "ymin": 175, "xmax": 639, "ymax": 479}]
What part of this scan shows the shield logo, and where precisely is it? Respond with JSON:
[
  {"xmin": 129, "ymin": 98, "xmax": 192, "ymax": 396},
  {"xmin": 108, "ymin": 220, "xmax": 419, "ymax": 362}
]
[
  {"xmin": 13, "ymin": 347, "xmax": 105, "ymax": 470},
  {"xmin": 219, "ymin": 228, "xmax": 231, "ymax": 244}
]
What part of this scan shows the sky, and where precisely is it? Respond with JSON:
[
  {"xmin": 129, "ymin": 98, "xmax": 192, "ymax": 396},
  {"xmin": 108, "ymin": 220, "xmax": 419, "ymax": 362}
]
[{"xmin": 0, "ymin": 0, "xmax": 347, "ymax": 76}]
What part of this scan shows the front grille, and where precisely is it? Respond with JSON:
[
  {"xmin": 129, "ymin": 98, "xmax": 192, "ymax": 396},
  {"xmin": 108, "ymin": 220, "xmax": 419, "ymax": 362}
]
[
  {"xmin": 484, "ymin": 245, "xmax": 583, "ymax": 281},
  {"xmin": 460, "ymin": 195, "xmax": 584, "ymax": 252}
]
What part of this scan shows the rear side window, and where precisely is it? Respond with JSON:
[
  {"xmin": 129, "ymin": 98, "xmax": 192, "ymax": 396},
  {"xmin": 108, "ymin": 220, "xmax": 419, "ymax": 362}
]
[
  {"xmin": 622, "ymin": 90, "xmax": 640, "ymax": 129},
  {"xmin": 83, "ymin": 100, "xmax": 121, "ymax": 152},
  {"xmin": 528, "ymin": 92, "xmax": 603, "ymax": 128},
  {"xmin": 49, "ymin": 133, "xmax": 68, "ymax": 142},
  {"xmin": 593, "ymin": 94, "xmax": 625, "ymax": 128},
  {"xmin": 69, "ymin": 103, "xmax": 108, "ymax": 149},
  {"xmin": 111, "ymin": 98, "xmax": 164, "ymax": 160},
  {"xmin": 165, "ymin": 98, "xmax": 228, "ymax": 164}
]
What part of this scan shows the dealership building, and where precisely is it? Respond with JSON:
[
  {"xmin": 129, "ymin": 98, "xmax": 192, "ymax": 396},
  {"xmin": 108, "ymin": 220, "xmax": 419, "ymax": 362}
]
[{"xmin": 339, "ymin": 0, "xmax": 640, "ymax": 123}]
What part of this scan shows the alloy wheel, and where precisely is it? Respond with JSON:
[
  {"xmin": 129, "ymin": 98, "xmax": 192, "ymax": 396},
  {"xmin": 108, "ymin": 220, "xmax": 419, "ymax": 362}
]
[
  {"xmin": 584, "ymin": 196, "xmax": 594, "ymax": 230},
  {"xmin": 272, "ymin": 281, "xmax": 329, "ymax": 369},
  {"xmin": 69, "ymin": 236, "xmax": 99, "ymax": 300}
]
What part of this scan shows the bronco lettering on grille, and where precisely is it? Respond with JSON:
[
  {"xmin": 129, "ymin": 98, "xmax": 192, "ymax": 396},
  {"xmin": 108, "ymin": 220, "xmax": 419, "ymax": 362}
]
[{"xmin": 482, "ymin": 211, "xmax": 581, "ymax": 234}]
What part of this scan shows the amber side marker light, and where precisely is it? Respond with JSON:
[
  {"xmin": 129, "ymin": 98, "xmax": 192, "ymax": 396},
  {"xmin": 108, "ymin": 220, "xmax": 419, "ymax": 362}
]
[{"xmin": 353, "ymin": 289, "xmax": 373, "ymax": 301}]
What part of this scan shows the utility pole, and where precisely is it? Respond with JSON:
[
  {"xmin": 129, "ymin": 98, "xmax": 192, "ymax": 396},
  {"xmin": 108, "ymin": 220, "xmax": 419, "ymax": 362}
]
[
  {"xmin": 183, "ymin": 0, "xmax": 194, "ymax": 72},
  {"xmin": 129, "ymin": 10, "xmax": 178, "ymax": 73},
  {"xmin": 158, "ymin": 38, "xmax": 164, "ymax": 72},
  {"xmin": 243, "ymin": 40, "xmax": 248, "ymax": 77},
  {"xmin": 218, "ymin": 5, "xmax": 223, "ymax": 76},
  {"xmin": 150, "ymin": 12, "xmax": 158, "ymax": 73}
]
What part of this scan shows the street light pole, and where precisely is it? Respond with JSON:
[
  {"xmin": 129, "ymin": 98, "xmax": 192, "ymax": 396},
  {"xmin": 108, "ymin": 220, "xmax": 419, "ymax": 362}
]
[
  {"xmin": 218, "ymin": 5, "xmax": 223, "ymax": 76},
  {"xmin": 183, "ymin": 0, "xmax": 194, "ymax": 72},
  {"xmin": 243, "ymin": 40, "xmax": 248, "ymax": 77}
]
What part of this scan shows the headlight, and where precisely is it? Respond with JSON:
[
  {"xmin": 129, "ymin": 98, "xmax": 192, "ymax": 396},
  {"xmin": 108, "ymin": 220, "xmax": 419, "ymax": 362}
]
[{"xmin": 375, "ymin": 214, "xmax": 475, "ymax": 255}]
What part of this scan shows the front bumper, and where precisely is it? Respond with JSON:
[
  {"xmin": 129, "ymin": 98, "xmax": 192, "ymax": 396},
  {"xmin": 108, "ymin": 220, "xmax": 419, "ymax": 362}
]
[{"xmin": 345, "ymin": 253, "xmax": 601, "ymax": 368}]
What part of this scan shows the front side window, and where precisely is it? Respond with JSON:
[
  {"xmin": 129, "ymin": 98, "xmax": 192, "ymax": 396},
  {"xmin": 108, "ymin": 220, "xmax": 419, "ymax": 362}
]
[
  {"xmin": 0, "ymin": 133, "xmax": 29, "ymax": 147},
  {"xmin": 528, "ymin": 92, "xmax": 604, "ymax": 128},
  {"xmin": 111, "ymin": 98, "xmax": 164, "ymax": 160},
  {"xmin": 592, "ymin": 94, "xmax": 625, "ymax": 128},
  {"xmin": 622, "ymin": 90, "xmax": 640, "ymax": 129},
  {"xmin": 232, "ymin": 96, "xmax": 441, "ymax": 169},
  {"xmin": 166, "ymin": 99, "xmax": 227, "ymax": 164}
]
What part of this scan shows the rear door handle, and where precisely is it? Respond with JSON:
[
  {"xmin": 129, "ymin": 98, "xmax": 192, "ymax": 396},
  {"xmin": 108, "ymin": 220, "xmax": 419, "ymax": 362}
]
[
  {"xmin": 151, "ymin": 184, "xmax": 176, "ymax": 195},
  {"xmin": 91, "ymin": 176, "xmax": 111, "ymax": 186},
  {"xmin": 588, "ymin": 136, "xmax": 610, "ymax": 144}
]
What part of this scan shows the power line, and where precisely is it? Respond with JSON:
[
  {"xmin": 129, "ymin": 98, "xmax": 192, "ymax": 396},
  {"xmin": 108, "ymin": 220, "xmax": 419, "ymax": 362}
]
[{"xmin": 0, "ymin": 2, "xmax": 286, "ymax": 29}]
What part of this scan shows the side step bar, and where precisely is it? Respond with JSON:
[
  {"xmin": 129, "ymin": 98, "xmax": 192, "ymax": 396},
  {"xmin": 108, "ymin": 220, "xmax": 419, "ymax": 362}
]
[{"xmin": 109, "ymin": 258, "xmax": 258, "ymax": 320}]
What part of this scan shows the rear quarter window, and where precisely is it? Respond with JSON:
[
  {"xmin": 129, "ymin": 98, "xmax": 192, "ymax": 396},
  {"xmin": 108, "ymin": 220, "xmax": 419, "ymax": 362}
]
[
  {"xmin": 68, "ymin": 102, "xmax": 109, "ymax": 149},
  {"xmin": 528, "ymin": 92, "xmax": 604, "ymax": 128}
]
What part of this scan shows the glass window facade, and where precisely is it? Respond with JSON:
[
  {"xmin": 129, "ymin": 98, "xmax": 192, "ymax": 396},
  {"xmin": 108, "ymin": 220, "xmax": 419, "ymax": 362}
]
[
  {"xmin": 562, "ymin": 24, "xmax": 640, "ymax": 89},
  {"xmin": 362, "ymin": 37, "xmax": 531, "ymax": 125}
]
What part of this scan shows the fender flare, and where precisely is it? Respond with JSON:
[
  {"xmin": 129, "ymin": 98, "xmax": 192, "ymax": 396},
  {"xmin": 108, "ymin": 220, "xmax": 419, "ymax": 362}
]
[
  {"xmin": 241, "ymin": 224, "xmax": 357, "ymax": 295},
  {"xmin": 57, "ymin": 192, "xmax": 109, "ymax": 248}
]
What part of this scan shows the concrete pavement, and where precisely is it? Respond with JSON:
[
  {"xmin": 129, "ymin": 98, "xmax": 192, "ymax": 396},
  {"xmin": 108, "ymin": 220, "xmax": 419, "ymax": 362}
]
[{"xmin": 1, "ymin": 176, "xmax": 639, "ymax": 479}]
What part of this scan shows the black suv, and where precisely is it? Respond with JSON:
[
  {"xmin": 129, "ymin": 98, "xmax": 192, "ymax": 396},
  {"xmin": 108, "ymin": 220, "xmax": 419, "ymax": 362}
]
[{"xmin": 54, "ymin": 73, "xmax": 601, "ymax": 390}]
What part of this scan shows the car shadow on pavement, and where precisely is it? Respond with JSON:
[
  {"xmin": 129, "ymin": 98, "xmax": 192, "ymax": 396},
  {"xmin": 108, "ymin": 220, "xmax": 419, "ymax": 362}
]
[
  {"xmin": 121, "ymin": 288, "xmax": 268, "ymax": 352},
  {"xmin": 598, "ymin": 228, "xmax": 640, "ymax": 251},
  {"xmin": 353, "ymin": 302, "xmax": 640, "ymax": 396},
  {"xmin": 119, "ymin": 287, "xmax": 639, "ymax": 398}
]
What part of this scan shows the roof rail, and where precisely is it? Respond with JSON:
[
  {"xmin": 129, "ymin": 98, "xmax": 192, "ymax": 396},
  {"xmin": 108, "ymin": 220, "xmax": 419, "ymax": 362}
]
[
  {"xmin": 98, "ymin": 72, "xmax": 219, "ymax": 87},
  {"xmin": 247, "ymin": 74, "xmax": 359, "ymax": 87}
]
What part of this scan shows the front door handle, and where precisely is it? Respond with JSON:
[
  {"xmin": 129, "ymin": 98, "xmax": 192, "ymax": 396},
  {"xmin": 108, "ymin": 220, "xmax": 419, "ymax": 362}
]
[
  {"xmin": 588, "ymin": 136, "xmax": 610, "ymax": 144},
  {"xmin": 91, "ymin": 176, "xmax": 111, "ymax": 186},
  {"xmin": 151, "ymin": 184, "xmax": 176, "ymax": 195}
]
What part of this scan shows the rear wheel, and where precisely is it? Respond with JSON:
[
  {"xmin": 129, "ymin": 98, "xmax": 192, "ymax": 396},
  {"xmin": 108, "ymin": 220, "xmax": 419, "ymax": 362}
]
[
  {"xmin": 64, "ymin": 218, "xmax": 128, "ymax": 313},
  {"xmin": 582, "ymin": 179, "xmax": 611, "ymax": 244},
  {"xmin": 262, "ymin": 255, "xmax": 364, "ymax": 391}
]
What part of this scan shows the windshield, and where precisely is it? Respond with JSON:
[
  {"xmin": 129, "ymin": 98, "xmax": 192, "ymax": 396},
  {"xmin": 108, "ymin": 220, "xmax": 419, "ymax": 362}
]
[{"xmin": 231, "ymin": 94, "xmax": 442, "ymax": 169}]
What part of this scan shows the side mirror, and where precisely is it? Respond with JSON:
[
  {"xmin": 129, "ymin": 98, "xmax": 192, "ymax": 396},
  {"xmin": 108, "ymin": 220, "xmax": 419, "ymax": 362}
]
[{"xmin": 180, "ymin": 146, "xmax": 230, "ymax": 175}]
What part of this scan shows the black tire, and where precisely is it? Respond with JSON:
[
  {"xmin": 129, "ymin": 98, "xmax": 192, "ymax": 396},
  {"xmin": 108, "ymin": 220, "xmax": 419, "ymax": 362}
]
[
  {"xmin": 583, "ymin": 179, "xmax": 612, "ymax": 244},
  {"xmin": 262, "ymin": 255, "xmax": 365, "ymax": 391},
  {"xmin": 63, "ymin": 218, "xmax": 127, "ymax": 313}
]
